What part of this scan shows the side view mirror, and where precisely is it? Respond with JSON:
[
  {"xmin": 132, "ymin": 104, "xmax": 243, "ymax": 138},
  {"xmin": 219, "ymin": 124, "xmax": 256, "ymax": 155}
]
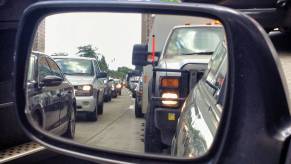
[
  {"xmin": 132, "ymin": 44, "xmax": 148, "ymax": 66},
  {"xmin": 40, "ymin": 75, "xmax": 63, "ymax": 87},
  {"xmin": 96, "ymin": 72, "xmax": 107, "ymax": 78},
  {"xmin": 16, "ymin": 1, "xmax": 291, "ymax": 164},
  {"xmin": 132, "ymin": 44, "xmax": 161, "ymax": 66}
]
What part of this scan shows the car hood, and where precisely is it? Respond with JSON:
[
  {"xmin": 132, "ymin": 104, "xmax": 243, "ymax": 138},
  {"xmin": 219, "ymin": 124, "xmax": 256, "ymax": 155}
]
[
  {"xmin": 65, "ymin": 75, "xmax": 95, "ymax": 85},
  {"xmin": 158, "ymin": 55, "xmax": 211, "ymax": 69}
]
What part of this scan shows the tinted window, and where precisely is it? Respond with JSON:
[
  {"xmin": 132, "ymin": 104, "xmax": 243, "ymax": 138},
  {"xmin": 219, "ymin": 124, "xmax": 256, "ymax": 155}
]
[
  {"xmin": 46, "ymin": 58, "xmax": 63, "ymax": 78},
  {"xmin": 54, "ymin": 58, "xmax": 94, "ymax": 76},
  {"xmin": 38, "ymin": 56, "xmax": 53, "ymax": 81},
  {"xmin": 164, "ymin": 27, "xmax": 224, "ymax": 57}
]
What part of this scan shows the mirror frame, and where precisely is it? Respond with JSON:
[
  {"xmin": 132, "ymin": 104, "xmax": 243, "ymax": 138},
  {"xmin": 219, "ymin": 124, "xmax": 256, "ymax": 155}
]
[{"xmin": 15, "ymin": 1, "xmax": 290, "ymax": 163}]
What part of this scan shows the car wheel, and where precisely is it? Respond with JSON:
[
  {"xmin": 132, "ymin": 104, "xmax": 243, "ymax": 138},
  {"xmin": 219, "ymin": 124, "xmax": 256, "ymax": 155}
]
[
  {"xmin": 86, "ymin": 102, "xmax": 98, "ymax": 121},
  {"xmin": 98, "ymin": 98, "xmax": 104, "ymax": 115},
  {"xmin": 144, "ymin": 104, "xmax": 163, "ymax": 153},
  {"xmin": 104, "ymin": 95, "xmax": 108, "ymax": 102},
  {"xmin": 64, "ymin": 107, "xmax": 76, "ymax": 139},
  {"xmin": 135, "ymin": 98, "xmax": 143, "ymax": 118}
]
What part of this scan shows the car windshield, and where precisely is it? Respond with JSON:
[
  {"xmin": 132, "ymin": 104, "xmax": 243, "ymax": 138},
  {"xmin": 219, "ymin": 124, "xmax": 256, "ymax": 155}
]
[
  {"xmin": 164, "ymin": 26, "xmax": 224, "ymax": 57},
  {"xmin": 54, "ymin": 58, "xmax": 94, "ymax": 76}
]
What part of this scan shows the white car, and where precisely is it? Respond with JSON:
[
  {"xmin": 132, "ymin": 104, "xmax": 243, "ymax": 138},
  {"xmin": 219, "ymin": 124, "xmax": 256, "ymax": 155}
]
[{"xmin": 53, "ymin": 56, "xmax": 106, "ymax": 121}]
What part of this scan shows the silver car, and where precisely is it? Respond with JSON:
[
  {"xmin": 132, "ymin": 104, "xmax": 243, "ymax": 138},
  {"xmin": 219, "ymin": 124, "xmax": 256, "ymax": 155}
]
[{"xmin": 53, "ymin": 56, "xmax": 106, "ymax": 121}]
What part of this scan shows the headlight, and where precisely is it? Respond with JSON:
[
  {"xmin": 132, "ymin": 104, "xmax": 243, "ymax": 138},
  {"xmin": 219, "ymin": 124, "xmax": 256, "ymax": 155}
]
[
  {"xmin": 111, "ymin": 85, "xmax": 115, "ymax": 90},
  {"xmin": 161, "ymin": 91, "xmax": 179, "ymax": 107},
  {"xmin": 82, "ymin": 85, "xmax": 92, "ymax": 91},
  {"xmin": 116, "ymin": 84, "xmax": 122, "ymax": 88},
  {"xmin": 74, "ymin": 85, "xmax": 93, "ymax": 96}
]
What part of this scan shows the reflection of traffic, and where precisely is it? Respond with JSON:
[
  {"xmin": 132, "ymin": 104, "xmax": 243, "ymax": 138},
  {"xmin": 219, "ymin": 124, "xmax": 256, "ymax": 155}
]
[
  {"xmin": 132, "ymin": 24, "xmax": 226, "ymax": 155},
  {"xmin": 26, "ymin": 19, "xmax": 227, "ymax": 158}
]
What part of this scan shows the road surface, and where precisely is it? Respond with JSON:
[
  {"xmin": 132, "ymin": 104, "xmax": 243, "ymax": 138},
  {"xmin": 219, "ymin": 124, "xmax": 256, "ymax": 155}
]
[{"xmin": 74, "ymin": 88, "xmax": 145, "ymax": 154}]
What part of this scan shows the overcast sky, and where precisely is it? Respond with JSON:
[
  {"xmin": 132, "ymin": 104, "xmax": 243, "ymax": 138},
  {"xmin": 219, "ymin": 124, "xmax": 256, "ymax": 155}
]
[{"xmin": 45, "ymin": 12, "xmax": 141, "ymax": 70}]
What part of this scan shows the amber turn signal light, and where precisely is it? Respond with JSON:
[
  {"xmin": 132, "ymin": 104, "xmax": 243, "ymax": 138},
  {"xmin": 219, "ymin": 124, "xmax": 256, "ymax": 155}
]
[{"xmin": 161, "ymin": 78, "xmax": 179, "ymax": 88}]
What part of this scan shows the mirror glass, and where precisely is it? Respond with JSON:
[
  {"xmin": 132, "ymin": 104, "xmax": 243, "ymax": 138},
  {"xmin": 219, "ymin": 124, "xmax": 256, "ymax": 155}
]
[{"xmin": 25, "ymin": 12, "xmax": 228, "ymax": 158}]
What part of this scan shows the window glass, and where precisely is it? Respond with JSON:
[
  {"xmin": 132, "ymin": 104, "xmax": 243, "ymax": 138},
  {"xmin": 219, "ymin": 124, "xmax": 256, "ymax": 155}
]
[
  {"xmin": 46, "ymin": 57, "xmax": 63, "ymax": 78},
  {"xmin": 204, "ymin": 42, "xmax": 227, "ymax": 99},
  {"xmin": 164, "ymin": 27, "xmax": 224, "ymax": 57},
  {"xmin": 27, "ymin": 55, "xmax": 36, "ymax": 81},
  {"xmin": 38, "ymin": 56, "xmax": 53, "ymax": 81},
  {"xmin": 54, "ymin": 58, "xmax": 94, "ymax": 76}
]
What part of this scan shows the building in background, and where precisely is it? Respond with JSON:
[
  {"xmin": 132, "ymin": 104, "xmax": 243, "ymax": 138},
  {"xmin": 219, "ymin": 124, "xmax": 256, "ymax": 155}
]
[{"xmin": 32, "ymin": 20, "xmax": 45, "ymax": 52}]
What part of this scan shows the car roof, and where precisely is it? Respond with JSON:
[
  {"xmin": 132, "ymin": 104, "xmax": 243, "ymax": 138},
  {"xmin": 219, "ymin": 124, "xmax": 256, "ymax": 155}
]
[
  {"xmin": 172, "ymin": 24, "xmax": 223, "ymax": 30},
  {"xmin": 51, "ymin": 56, "xmax": 96, "ymax": 61}
]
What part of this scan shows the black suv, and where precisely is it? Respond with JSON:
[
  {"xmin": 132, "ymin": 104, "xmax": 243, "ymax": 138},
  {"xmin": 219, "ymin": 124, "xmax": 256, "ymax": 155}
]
[
  {"xmin": 26, "ymin": 52, "xmax": 76, "ymax": 138},
  {"xmin": 171, "ymin": 42, "xmax": 227, "ymax": 157}
]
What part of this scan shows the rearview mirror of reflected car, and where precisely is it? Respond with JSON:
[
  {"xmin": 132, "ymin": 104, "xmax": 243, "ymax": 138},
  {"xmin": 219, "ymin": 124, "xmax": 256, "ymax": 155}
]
[
  {"xmin": 15, "ymin": 1, "xmax": 291, "ymax": 164},
  {"xmin": 40, "ymin": 75, "xmax": 63, "ymax": 87},
  {"xmin": 96, "ymin": 72, "xmax": 107, "ymax": 78}
]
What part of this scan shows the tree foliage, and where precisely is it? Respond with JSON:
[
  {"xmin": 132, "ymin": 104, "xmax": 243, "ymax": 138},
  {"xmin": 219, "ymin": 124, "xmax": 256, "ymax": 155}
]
[
  {"xmin": 99, "ymin": 55, "xmax": 109, "ymax": 71},
  {"xmin": 108, "ymin": 66, "xmax": 133, "ymax": 79},
  {"xmin": 77, "ymin": 45, "xmax": 98, "ymax": 59}
]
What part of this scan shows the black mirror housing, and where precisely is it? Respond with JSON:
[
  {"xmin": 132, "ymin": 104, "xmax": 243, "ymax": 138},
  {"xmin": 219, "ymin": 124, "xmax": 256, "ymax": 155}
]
[
  {"xmin": 40, "ymin": 75, "xmax": 63, "ymax": 87},
  {"xmin": 132, "ymin": 44, "xmax": 148, "ymax": 66},
  {"xmin": 96, "ymin": 72, "xmax": 107, "ymax": 78}
]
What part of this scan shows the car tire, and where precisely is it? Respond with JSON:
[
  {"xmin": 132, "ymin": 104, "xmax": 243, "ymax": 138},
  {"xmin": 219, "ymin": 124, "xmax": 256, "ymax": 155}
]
[
  {"xmin": 104, "ymin": 95, "xmax": 108, "ymax": 102},
  {"xmin": 86, "ymin": 102, "xmax": 98, "ymax": 121},
  {"xmin": 135, "ymin": 98, "xmax": 143, "ymax": 118},
  {"xmin": 144, "ymin": 104, "xmax": 163, "ymax": 153},
  {"xmin": 98, "ymin": 99, "xmax": 104, "ymax": 115},
  {"xmin": 64, "ymin": 106, "xmax": 76, "ymax": 139}
]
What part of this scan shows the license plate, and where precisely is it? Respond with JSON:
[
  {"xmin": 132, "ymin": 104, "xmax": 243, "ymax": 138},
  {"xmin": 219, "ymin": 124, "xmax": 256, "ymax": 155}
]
[{"xmin": 168, "ymin": 113, "xmax": 176, "ymax": 121}]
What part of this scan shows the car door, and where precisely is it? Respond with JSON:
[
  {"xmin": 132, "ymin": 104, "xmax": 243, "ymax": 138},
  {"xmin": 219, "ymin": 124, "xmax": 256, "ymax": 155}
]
[
  {"xmin": 46, "ymin": 57, "xmax": 72, "ymax": 127},
  {"xmin": 38, "ymin": 55, "xmax": 61, "ymax": 131},
  {"xmin": 175, "ymin": 42, "xmax": 227, "ymax": 157}
]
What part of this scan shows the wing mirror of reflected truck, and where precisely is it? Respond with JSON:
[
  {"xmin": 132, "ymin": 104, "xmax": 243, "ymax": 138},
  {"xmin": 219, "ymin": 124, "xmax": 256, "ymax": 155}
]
[{"xmin": 132, "ymin": 44, "xmax": 160, "ymax": 66}]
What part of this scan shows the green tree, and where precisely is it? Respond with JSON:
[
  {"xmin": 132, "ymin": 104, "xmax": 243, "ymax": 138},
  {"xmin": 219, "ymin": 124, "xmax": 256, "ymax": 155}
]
[
  {"xmin": 108, "ymin": 66, "xmax": 133, "ymax": 79},
  {"xmin": 77, "ymin": 45, "xmax": 98, "ymax": 59},
  {"xmin": 98, "ymin": 55, "xmax": 109, "ymax": 71}
]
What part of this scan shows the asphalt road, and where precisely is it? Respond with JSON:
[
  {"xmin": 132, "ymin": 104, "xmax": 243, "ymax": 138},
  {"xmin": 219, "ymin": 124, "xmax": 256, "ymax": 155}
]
[{"xmin": 74, "ymin": 88, "xmax": 145, "ymax": 154}]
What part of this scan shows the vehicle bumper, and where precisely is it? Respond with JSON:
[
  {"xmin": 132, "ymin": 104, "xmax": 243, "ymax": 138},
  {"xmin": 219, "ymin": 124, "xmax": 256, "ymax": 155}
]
[
  {"xmin": 154, "ymin": 108, "xmax": 180, "ymax": 146},
  {"xmin": 76, "ymin": 96, "xmax": 96, "ymax": 112}
]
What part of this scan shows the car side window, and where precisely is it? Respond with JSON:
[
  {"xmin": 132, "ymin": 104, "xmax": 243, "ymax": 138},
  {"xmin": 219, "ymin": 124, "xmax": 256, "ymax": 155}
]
[
  {"xmin": 38, "ymin": 56, "xmax": 53, "ymax": 81},
  {"xmin": 94, "ymin": 60, "xmax": 101, "ymax": 74},
  {"xmin": 46, "ymin": 57, "xmax": 63, "ymax": 78},
  {"xmin": 204, "ymin": 42, "xmax": 227, "ymax": 102}
]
